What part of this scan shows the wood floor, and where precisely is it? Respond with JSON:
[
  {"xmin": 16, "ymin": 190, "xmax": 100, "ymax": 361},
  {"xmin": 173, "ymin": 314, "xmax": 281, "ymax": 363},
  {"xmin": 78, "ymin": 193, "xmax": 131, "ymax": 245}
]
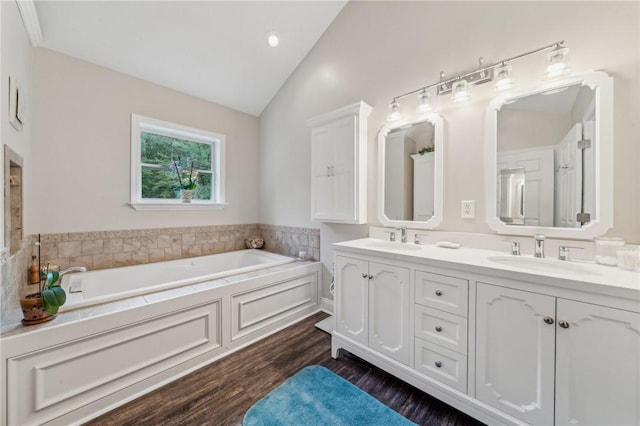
[{"xmin": 88, "ymin": 312, "xmax": 484, "ymax": 426}]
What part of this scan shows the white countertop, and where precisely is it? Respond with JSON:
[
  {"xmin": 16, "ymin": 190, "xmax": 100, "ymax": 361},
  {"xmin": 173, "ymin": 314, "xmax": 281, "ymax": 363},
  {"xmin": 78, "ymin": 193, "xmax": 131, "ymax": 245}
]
[{"xmin": 334, "ymin": 238, "xmax": 640, "ymax": 302}]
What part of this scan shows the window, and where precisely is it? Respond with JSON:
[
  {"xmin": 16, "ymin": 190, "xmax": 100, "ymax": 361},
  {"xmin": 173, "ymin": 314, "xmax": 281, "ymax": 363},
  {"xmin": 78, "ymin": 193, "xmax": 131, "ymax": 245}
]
[{"xmin": 130, "ymin": 114, "xmax": 226, "ymax": 210}]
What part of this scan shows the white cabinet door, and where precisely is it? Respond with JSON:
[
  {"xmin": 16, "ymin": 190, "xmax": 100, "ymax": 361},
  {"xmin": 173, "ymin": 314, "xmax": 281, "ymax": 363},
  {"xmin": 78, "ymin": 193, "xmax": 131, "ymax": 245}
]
[
  {"xmin": 310, "ymin": 124, "xmax": 334, "ymax": 220},
  {"xmin": 334, "ymin": 256, "xmax": 369, "ymax": 346},
  {"xmin": 555, "ymin": 299, "xmax": 640, "ymax": 426},
  {"xmin": 368, "ymin": 262, "xmax": 410, "ymax": 365},
  {"xmin": 331, "ymin": 116, "xmax": 357, "ymax": 221},
  {"xmin": 476, "ymin": 283, "xmax": 556, "ymax": 426}
]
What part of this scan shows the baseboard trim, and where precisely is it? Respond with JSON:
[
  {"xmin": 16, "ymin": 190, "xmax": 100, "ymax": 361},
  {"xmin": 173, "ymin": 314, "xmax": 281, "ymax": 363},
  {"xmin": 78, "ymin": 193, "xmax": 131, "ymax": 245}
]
[{"xmin": 320, "ymin": 297, "xmax": 334, "ymax": 314}]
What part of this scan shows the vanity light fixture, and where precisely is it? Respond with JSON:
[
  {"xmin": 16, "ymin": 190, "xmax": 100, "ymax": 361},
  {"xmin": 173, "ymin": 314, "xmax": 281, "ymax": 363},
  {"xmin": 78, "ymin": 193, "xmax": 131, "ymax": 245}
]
[
  {"xmin": 451, "ymin": 79, "xmax": 471, "ymax": 103},
  {"xmin": 494, "ymin": 63, "xmax": 514, "ymax": 91},
  {"xmin": 386, "ymin": 40, "xmax": 568, "ymax": 120},
  {"xmin": 416, "ymin": 89, "xmax": 433, "ymax": 113},
  {"xmin": 544, "ymin": 44, "xmax": 570, "ymax": 79},
  {"xmin": 387, "ymin": 99, "xmax": 402, "ymax": 122}
]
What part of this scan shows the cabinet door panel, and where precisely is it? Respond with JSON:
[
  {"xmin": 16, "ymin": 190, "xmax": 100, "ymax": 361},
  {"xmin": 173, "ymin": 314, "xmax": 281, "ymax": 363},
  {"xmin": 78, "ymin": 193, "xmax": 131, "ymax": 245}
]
[
  {"xmin": 476, "ymin": 283, "xmax": 555, "ymax": 426},
  {"xmin": 369, "ymin": 262, "xmax": 410, "ymax": 365},
  {"xmin": 311, "ymin": 125, "xmax": 334, "ymax": 219},
  {"xmin": 332, "ymin": 116, "xmax": 357, "ymax": 221},
  {"xmin": 555, "ymin": 299, "xmax": 640, "ymax": 426},
  {"xmin": 335, "ymin": 256, "xmax": 368, "ymax": 345}
]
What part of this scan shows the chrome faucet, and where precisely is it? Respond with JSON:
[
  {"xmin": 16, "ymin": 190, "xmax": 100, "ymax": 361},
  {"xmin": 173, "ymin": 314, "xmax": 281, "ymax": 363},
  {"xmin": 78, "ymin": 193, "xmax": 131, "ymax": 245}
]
[
  {"xmin": 558, "ymin": 246, "xmax": 583, "ymax": 261},
  {"xmin": 534, "ymin": 235, "xmax": 545, "ymax": 258},
  {"xmin": 59, "ymin": 266, "xmax": 87, "ymax": 277},
  {"xmin": 397, "ymin": 227, "xmax": 407, "ymax": 243},
  {"xmin": 511, "ymin": 242, "xmax": 521, "ymax": 256}
]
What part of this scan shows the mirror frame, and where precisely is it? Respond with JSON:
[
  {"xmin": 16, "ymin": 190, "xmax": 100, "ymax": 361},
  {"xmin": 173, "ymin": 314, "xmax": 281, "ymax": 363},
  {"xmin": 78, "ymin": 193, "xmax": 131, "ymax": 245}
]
[
  {"xmin": 485, "ymin": 71, "xmax": 613, "ymax": 239},
  {"xmin": 378, "ymin": 113, "xmax": 444, "ymax": 230}
]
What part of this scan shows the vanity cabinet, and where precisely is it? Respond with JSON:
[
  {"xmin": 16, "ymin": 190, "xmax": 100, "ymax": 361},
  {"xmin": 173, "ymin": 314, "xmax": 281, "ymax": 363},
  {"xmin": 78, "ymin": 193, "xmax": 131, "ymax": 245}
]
[
  {"xmin": 335, "ymin": 255, "xmax": 410, "ymax": 364},
  {"xmin": 306, "ymin": 101, "xmax": 372, "ymax": 224},
  {"xmin": 332, "ymin": 238, "xmax": 640, "ymax": 426},
  {"xmin": 476, "ymin": 282, "xmax": 640, "ymax": 426}
]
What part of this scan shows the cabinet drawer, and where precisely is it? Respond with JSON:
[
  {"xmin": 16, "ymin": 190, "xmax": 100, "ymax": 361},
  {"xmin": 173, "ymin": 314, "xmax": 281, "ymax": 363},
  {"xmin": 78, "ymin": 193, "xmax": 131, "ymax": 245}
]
[
  {"xmin": 415, "ymin": 271, "xmax": 468, "ymax": 316},
  {"xmin": 415, "ymin": 305, "xmax": 467, "ymax": 354},
  {"xmin": 414, "ymin": 338, "xmax": 467, "ymax": 393}
]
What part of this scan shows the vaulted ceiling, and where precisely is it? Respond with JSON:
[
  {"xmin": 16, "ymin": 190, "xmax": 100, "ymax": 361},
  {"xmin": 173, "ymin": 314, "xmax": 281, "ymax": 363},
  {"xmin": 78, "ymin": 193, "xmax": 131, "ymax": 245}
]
[{"xmin": 33, "ymin": 1, "xmax": 347, "ymax": 116}]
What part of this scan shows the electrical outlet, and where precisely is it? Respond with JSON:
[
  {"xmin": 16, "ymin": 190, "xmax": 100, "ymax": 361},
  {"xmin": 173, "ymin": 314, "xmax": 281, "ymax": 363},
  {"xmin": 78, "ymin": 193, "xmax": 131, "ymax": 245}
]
[{"xmin": 461, "ymin": 200, "xmax": 475, "ymax": 219}]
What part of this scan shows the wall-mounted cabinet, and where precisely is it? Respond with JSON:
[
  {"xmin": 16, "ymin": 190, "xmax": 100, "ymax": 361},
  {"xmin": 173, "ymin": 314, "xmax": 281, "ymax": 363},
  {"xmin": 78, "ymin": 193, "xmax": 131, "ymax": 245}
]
[{"xmin": 306, "ymin": 101, "xmax": 372, "ymax": 224}]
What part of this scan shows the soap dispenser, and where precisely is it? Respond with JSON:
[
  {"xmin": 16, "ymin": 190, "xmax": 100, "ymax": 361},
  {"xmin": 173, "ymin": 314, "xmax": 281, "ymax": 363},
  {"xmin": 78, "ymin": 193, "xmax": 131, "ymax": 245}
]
[{"xmin": 29, "ymin": 256, "xmax": 40, "ymax": 284}]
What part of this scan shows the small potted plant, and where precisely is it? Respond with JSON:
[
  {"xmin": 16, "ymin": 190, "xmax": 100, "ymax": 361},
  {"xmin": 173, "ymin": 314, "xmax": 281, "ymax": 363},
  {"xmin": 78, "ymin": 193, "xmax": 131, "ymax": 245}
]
[
  {"xmin": 20, "ymin": 263, "xmax": 66, "ymax": 325},
  {"xmin": 169, "ymin": 156, "xmax": 198, "ymax": 203}
]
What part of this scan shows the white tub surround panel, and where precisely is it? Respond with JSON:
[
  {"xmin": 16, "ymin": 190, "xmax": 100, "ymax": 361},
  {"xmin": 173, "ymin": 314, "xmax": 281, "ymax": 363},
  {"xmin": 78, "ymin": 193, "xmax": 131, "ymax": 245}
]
[
  {"xmin": 332, "ymin": 238, "xmax": 640, "ymax": 426},
  {"xmin": 1, "ymin": 261, "xmax": 321, "ymax": 425}
]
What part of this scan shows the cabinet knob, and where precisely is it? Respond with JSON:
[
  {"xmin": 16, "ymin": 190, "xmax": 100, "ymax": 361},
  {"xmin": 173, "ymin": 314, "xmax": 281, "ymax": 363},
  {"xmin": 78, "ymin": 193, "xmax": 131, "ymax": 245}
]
[
  {"xmin": 361, "ymin": 273, "xmax": 368, "ymax": 278},
  {"xmin": 543, "ymin": 316, "xmax": 554, "ymax": 325},
  {"xmin": 435, "ymin": 325, "xmax": 443, "ymax": 332},
  {"xmin": 435, "ymin": 361, "xmax": 442, "ymax": 368},
  {"xmin": 435, "ymin": 290, "xmax": 443, "ymax": 297},
  {"xmin": 368, "ymin": 274, "xmax": 373, "ymax": 279},
  {"xmin": 559, "ymin": 320, "xmax": 570, "ymax": 329}
]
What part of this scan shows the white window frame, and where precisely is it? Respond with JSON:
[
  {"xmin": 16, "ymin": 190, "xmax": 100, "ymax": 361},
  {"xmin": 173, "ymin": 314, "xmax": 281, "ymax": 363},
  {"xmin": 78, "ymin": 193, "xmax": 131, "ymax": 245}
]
[{"xmin": 129, "ymin": 114, "xmax": 227, "ymax": 211}]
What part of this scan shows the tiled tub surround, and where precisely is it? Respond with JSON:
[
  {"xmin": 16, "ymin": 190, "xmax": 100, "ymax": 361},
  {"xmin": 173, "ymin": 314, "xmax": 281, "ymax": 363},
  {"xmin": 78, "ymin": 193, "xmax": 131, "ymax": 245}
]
[
  {"xmin": 0, "ymin": 224, "xmax": 320, "ymax": 325},
  {"xmin": 36, "ymin": 224, "xmax": 319, "ymax": 271}
]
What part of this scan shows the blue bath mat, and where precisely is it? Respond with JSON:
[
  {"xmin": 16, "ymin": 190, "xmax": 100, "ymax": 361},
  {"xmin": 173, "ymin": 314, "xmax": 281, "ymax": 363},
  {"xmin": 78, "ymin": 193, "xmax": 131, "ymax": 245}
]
[{"xmin": 242, "ymin": 365, "xmax": 416, "ymax": 425}]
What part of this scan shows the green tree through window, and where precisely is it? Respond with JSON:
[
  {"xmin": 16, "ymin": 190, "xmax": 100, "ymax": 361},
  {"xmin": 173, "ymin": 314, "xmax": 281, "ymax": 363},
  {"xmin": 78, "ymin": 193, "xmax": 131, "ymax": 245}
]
[{"xmin": 140, "ymin": 132, "xmax": 214, "ymax": 200}]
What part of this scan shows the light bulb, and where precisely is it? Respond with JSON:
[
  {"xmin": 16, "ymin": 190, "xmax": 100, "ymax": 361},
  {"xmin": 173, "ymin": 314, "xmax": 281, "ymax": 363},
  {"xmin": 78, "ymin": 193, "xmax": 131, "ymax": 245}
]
[
  {"xmin": 451, "ymin": 80, "xmax": 470, "ymax": 103},
  {"xmin": 416, "ymin": 89, "xmax": 433, "ymax": 113},
  {"xmin": 387, "ymin": 100, "xmax": 401, "ymax": 122},
  {"xmin": 266, "ymin": 31, "xmax": 279, "ymax": 48},
  {"xmin": 494, "ymin": 64, "xmax": 514, "ymax": 91},
  {"xmin": 544, "ymin": 45, "xmax": 570, "ymax": 79}
]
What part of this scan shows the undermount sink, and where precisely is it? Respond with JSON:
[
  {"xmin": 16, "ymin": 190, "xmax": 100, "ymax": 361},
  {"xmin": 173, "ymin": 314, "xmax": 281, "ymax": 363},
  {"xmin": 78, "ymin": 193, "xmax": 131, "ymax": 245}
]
[
  {"xmin": 367, "ymin": 241, "xmax": 423, "ymax": 251},
  {"xmin": 488, "ymin": 256, "xmax": 599, "ymax": 276}
]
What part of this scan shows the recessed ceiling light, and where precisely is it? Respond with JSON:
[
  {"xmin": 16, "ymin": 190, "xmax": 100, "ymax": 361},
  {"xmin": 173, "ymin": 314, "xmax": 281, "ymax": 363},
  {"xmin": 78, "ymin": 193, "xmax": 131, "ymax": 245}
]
[{"xmin": 266, "ymin": 31, "xmax": 279, "ymax": 48}]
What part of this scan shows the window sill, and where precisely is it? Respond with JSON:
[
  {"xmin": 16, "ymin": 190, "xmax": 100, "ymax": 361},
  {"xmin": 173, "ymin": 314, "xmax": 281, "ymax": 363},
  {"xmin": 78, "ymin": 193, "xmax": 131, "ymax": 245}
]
[{"xmin": 128, "ymin": 202, "xmax": 228, "ymax": 211}]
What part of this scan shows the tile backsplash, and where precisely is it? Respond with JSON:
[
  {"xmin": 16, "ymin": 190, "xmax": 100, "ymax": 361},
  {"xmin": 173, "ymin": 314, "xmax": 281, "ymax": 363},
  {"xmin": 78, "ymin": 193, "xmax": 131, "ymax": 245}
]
[
  {"xmin": 1, "ymin": 223, "xmax": 320, "ymax": 325},
  {"xmin": 35, "ymin": 223, "xmax": 319, "ymax": 271}
]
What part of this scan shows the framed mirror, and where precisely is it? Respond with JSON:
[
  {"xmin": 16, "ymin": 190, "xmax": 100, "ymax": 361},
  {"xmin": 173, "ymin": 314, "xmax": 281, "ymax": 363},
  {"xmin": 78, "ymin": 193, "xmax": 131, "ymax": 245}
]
[
  {"xmin": 378, "ymin": 114, "xmax": 444, "ymax": 229},
  {"xmin": 485, "ymin": 71, "xmax": 613, "ymax": 239}
]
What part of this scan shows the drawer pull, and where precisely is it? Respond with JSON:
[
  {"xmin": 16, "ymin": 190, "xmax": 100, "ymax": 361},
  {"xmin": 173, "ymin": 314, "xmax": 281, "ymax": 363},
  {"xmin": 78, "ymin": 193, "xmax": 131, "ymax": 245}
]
[
  {"xmin": 435, "ymin": 325, "xmax": 443, "ymax": 332},
  {"xmin": 435, "ymin": 361, "xmax": 442, "ymax": 368},
  {"xmin": 435, "ymin": 290, "xmax": 443, "ymax": 297},
  {"xmin": 543, "ymin": 316, "xmax": 554, "ymax": 325}
]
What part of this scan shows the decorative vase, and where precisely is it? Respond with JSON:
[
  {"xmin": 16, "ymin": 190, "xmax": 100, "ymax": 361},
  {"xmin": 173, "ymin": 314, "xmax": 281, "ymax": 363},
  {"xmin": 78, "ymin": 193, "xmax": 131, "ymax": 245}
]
[
  {"xmin": 181, "ymin": 189, "xmax": 193, "ymax": 203},
  {"xmin": 20, "ymin": 293, "xmax": 56, "ymax": 326}
]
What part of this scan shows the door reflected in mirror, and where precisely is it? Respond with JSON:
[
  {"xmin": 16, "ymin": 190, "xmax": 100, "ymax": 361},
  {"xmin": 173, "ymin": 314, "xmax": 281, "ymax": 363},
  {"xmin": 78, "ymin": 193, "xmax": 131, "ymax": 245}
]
[
  {"xmin": 378, "ymin": 114, "xmax": 443, "ymax": 230},
  {"xmin": 384, "ymin": 121, "xmax": 434, "ymax": 221},
  {"xmin": 496, "ymin": 83, "xmax": 596, "ymax": 228}
]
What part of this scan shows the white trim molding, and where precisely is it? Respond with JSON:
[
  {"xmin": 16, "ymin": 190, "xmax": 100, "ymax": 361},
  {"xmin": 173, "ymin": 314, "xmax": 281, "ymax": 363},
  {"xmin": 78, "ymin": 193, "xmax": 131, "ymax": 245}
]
[{"xmin": 16, "ymin": 0, "xmax": 43, "ymax": 46}]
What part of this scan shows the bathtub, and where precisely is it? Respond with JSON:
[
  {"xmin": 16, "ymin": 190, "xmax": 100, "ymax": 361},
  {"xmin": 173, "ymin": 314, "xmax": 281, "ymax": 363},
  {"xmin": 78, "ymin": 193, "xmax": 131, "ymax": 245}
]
[
  {"xmin": 3, "ymin": 250, "xmax": 320, "ymax": 426},
  {"xmin": 61, "ymin": 249, "xmax": 295, "ymax": 311}
]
